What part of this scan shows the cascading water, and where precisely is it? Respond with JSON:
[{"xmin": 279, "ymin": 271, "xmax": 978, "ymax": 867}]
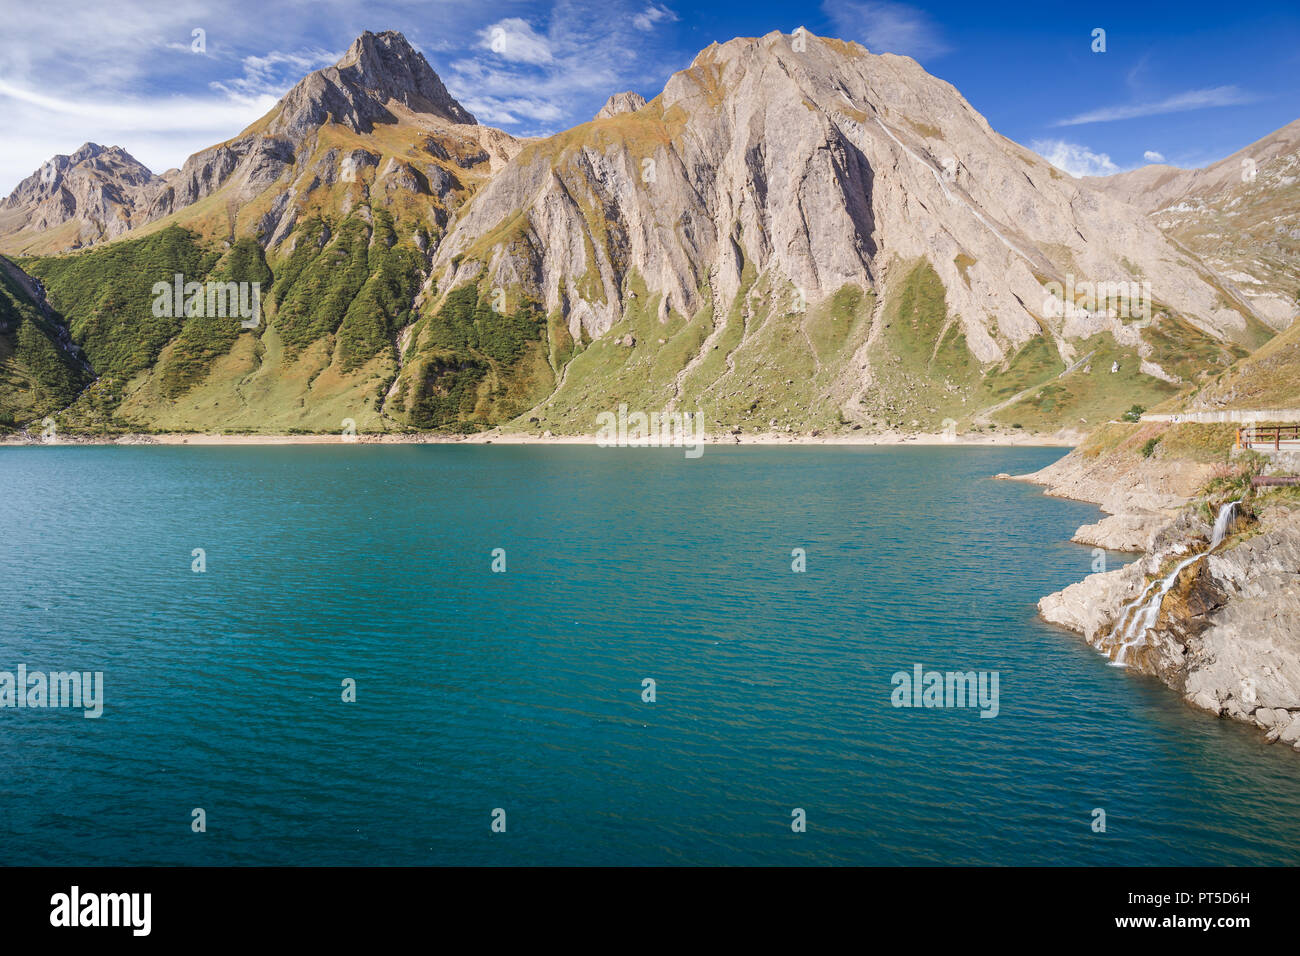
[
  {"xmin": 1107, "ymin": 578, "xmax": 1160, "ymax": 649},
  {"xmin": 1108, "ymin": 499, "xmax": 1241, "ymax": 665},
  {"xmin": 1210, "ymin": 499, "xmax": 1241, "ymax": 549},
  {"xmin": 1115, "ymin": 554, "xmax": 1203, "ymax": 663}
]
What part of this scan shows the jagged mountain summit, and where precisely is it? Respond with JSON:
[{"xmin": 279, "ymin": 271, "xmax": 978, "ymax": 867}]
[
  {"xmin": 0, "ymin": 28, "xmax": 1290, "ymax": 439},
  {"xmin": 134, "ymin": 27, "xmax": 510, "ymax": 250},
  {"xmin": 0, "ymin": 30, "xmax": 500, "ymax": 257},
  {"xmin": 595, "ymin": 91, "xmax": 648, "ymax": 120},
  {"xmin": 1087, "ymin": 119, "xmax": 1300, "ymax": 331},
  {"xmin": 0, "ymin": 143, "xmax": 164, "ymax": 252},
  {"xmin": 270, "ymin": 29, "xmax": 476, "ymax": 137}
]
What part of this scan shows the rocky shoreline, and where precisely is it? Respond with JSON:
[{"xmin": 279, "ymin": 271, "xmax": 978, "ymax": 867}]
[{"xmin": 1021, "ymin": 440, "xmax": 1300, "ymax": 752}]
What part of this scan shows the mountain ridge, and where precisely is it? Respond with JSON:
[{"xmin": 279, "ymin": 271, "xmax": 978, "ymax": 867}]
[
  {"xmin": 0, "ymin": 27, "xmax": 1293, "ymax": 440},
  {"xmin": 412, "ymin": 29, "xmax": 1271, "ymax": 435},
  {"xmin": 1086, "ymin": 119, "xmax": 1300, "ymax": 331},
  {"xmin": 0, "ymin": 30, "xmax": 487, "ymax": 257},
  {"xmin": 0, "ymin": 143, "xmax": 164, "ymax": 252}
]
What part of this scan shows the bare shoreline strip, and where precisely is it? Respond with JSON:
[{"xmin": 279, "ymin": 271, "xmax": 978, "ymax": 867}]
[{"xmin": 3, "ymin": 429, "xmax": 1080, "ymax": 448}]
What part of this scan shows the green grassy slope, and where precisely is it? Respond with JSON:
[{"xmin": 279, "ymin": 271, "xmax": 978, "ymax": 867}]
[
  {"xmin": 0, "ymin": 260, "xmax": 89, "ymax": 428},
  {"xmin": 20, "ymin": 214, "xmax": 425, "ymax": 434},
  {"xmin": 10, "ymin": 223, "xmax": 1286, "ymax": 438}
]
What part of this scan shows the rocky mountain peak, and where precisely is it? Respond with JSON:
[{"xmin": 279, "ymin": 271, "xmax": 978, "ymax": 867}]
[
  {"xmin": 3, "ymin": 143, "xmax": 157, "ymax": 200},
  {"xmin": 1, "ymin": 143, "xmax": 158, "ymax": 206},
  {"xmin": 1086, "ymin": 118, "xmax": 1300, "ymax": 329},
  {"xmin": 0, "ymin": 141, "xmax": 161, "ymax": 248},
  {"xmin": 595, "ymin": 91, "xmax": 647, "ymax": 120},
  {"xmin": 336, "ymin": 30, "xmax": 474, "ymax": 122},
  {"xmin": 268, "ymin": 29, "xmax": 474, "ymax": 137},
  {"xmin": 68, "ymin": 142, "xmax": 108, "ymax": 163},
  {"xmin": 336, "ymin": 30, "xmax": 411, "ymax": 71}
]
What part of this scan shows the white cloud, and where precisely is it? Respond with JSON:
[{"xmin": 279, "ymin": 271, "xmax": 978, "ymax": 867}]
[
  {"xmin": 1053, "ymin": 86, "xmax": 1256, "ymax": 127},
  {"xmin": 0, "ymin": 81, "xmax": 281, "ymax": 188},
  {"xmin": 450, "ymin": 55, "xmax": 620, "ymax": 109},
  {"xmin": 1030, "ymin": 139, "xmax": 1121, "ymax": 178},
  {"xmin": 820, "ymin": 0, "xmax": 949, "ymax": 59},
  {"xmin": 445, "ymin": 0, "xmax": 684, "ymax": 134},
  {"xmin": 459, "ymin": 95, "xmax": 568, "ymax": 126},
  {"xmin": 210, "ymin": 48, "xmax": 339, "ymax": 102},
  {"xmin": 633, "ymin": 4, "xmax": 678, "ymax": 31},
  {"xmin": 0, "ymin": 81, "xmax": 276, "ymax": 131},
  {"xmin": 479, "ymin": 18, "xmax": 554, "ymax": 65},
  {"xmin": 1143, "ymin": 150, "xmax": 1165, "ymax": 163}
]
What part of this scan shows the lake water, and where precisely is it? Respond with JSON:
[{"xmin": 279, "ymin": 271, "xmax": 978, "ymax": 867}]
[{"xmin": 2, "ymin": 444, "xmax": 1298, "ymax": 865}]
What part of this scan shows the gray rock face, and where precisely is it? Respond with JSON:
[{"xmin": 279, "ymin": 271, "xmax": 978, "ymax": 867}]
[
  {"xmin": 147, "ymin": 135, "xmax": 298, "ymax": 223},
  {"xmin": 1071, "ymin": 512, "xmax": 1167, "ymax": 552},
  {"xmin": 1034, "ymin": 443, "xmax": 1300, "ymax": 751},
  {"xmin": 268, "ymin": 30, "xmax": 475, "ymax": 138},
  {"xmin": 1020, "ymin": 444, "xmax": 1215, "ymax": 514},
  {"xmin": 1040, "ymin": 564, "xmax": 1147, "ymax": 644},
  {"xmin": 0, "ymin": 143, "xmax": 163, "ymax": 247},
  {"xmin": 434, "ymin": 29, "xmax": 1264, "ymax": 357},
  {"xmin": 0, "ymin": 31, "xmax": 482, "ymax": 255},
  {"xmin": 1175, "ymin": 519, "xmax": 1300, "ymax": 717},
  {"xmin": 595, "ymin": 91, "xmax": 647, "ymax": 119},
  {"xmin": 1086, "ymin": 119, "xmax": 1300, "ymax": 330}
]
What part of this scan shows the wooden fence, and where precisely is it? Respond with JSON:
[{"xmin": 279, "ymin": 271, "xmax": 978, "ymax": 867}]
[{"xmin": 1237, "ymin": 425, "xmax": 1300, "ymax": 450}]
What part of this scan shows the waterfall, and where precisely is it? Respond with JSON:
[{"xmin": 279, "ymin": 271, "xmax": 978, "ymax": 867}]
[
  {"xmin": 1114, "ymin": 554, "xmax": 1204, "ymax": 664},
  {"xmin": 1106, "ymin": 578, "xmax": 1160, "ymax": 649},
  {"xmin": 1110, "ymin": 500, "xmax": 1240, "ymax": 665},
  {"xmin": 1210, "ymin": 499, "xmax": 1241, "ymax": 549}
]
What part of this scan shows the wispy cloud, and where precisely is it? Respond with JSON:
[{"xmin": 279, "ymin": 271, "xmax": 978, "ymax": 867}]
[
  {"xmin": 0, "ymin": 81, "xmax": 276, "ymax": 130},
  {"xmin": 458, "ymin": 93, "xmax": 568, "ymax": 126},
  {"xmin": 210, "ymin": 48, "xmax": 339, "ymax": 103},
  {"xmin": 820, "ymin": 0, "xmax": 949, "ymax": 60},
  {"xmin": 1143, "ymin": 149, "xmax": 1165, "ymax": 163},
  {"xmin": 1030, "ymin": 139, "xmax": 1121, "ymax": 178},
  {"xmin": 1124, "ymin": 54, "xmax": 1152, "ymax": 92},
  {"xmin": 0, "ymin": 80, "xmax": 284, "ymax": 185},
  {"xmin": 479, "ymin": 18, "xmax": 555, "ymax": 65},
  {"xmin": 1052, "ymin": 86, "xmax": 1257, "ymax": 127},
  {"xmin": 448, "ymin": 0, "xmax": 682, "ymax": 131},
  {"xmin": 449, "ymin": 53, "xmax": 621, "ymax": 125},
  {"xmin": 633, "ymin": 4, "xmax": 678, "ymax": 31}
]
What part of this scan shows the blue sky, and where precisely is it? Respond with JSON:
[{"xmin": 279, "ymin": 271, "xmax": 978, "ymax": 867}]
[{"xmin": 1, "ymin": 0, "xmax": 1297, "ymax": 193}]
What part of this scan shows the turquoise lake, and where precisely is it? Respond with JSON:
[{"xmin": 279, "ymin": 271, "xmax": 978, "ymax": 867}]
[{"xmin": 2, "ymin": 444, "xmax": 1298, "ymax": 865}]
